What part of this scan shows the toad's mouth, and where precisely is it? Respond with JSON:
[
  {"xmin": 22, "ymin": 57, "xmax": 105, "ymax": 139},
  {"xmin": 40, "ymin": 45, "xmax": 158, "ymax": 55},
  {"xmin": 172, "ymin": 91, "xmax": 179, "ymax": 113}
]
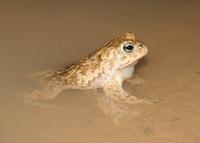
[
  {"xmin": 119, "ymin": 60, "xmax": 139, "ymax": 69},
  {"xmin": 132, "ymin": 60, "xmax": 139, "ymax": 65}
]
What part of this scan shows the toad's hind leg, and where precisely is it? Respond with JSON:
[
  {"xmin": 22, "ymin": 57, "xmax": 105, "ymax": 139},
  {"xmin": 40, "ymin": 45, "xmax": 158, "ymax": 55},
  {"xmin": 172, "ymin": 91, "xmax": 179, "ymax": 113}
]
[
  {"xmin": 103, "ymin": 76, "xmax": 153, "ymax": 104},
  {"xmin": 23, "ymin": 82, "xmax": 66, "ymax": 109},
  {"xmin": 24, "ymin": 80, "xmax": 66, "ymax": 102}
]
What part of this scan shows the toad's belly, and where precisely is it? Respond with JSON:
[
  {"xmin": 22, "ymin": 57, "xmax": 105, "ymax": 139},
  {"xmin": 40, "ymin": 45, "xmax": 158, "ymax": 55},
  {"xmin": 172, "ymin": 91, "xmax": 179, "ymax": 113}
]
[
  {"xmin": 65, "ymin": 71, "xmax": 112, "ymax": 89},
  {"xmin": 85, "ymin": 66, "xmax": 135, "ymax": 89},
  {"xmin": 86, "ymin": 73, "xmax": 112, "ymax": 88},
  {"xmin": 66, "ymin": 65, "xmax": 135, "ymax": 89}
]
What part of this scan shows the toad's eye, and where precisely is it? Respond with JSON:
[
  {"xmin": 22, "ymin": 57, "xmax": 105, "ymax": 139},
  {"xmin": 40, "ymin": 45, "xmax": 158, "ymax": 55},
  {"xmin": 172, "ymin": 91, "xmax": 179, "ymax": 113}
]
[{"xmin": 123, "ymin": 43, "xmax": 134, "ymax": 53}]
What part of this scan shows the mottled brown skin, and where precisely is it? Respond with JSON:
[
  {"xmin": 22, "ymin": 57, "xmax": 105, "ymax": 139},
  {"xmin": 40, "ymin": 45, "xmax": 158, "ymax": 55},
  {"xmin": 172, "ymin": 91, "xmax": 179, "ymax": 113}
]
[{"xmin": 27, "ymin": 32, "xmax": 151, "ymax": 104}]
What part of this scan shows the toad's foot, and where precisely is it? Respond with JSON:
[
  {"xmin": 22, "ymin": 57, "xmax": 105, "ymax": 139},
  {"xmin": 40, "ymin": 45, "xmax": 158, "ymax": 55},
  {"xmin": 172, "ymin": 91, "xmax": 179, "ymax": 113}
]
[
  {"xmin": 22, "ymin": 90, "xmax": 60, "ymax": 109},
  {"xmin": 115, "ymin": 95, "xmax": 157, "ymax": 104},
  {"xmin": 23, "ymin": 84, "xmax": 65, "ymax": 109},
  {"xmin": 103, "ymin": 84, "xmax": 155, "ymax": 104},
  {"xmin": 24, "ymin": 87, "xmax": 63, "ymax": 100},
  {"xmin": 126, "ymin": 74, "xmax": 145, "ymax": 86}
]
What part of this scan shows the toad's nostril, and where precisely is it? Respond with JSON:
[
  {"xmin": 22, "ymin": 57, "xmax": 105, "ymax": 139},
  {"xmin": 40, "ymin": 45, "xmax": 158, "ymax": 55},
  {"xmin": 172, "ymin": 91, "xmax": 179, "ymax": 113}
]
[{"xmin": 138, "ymin": 44, "xmax": 143, "ymax": 47}]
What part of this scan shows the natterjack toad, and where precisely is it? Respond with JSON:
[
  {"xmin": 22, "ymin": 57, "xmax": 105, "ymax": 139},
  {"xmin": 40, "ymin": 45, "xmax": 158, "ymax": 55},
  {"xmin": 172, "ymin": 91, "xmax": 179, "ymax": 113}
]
[{"xmin": 27, "ymin": 33, "xmax": 151, "ymax": 104}]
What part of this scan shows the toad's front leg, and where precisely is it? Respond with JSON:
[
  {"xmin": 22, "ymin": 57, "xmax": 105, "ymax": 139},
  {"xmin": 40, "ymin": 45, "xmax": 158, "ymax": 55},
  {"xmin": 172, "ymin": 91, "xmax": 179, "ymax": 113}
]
[{"xmin": 103, "ymin": 77, "xmax": 153, "ymax": 104}]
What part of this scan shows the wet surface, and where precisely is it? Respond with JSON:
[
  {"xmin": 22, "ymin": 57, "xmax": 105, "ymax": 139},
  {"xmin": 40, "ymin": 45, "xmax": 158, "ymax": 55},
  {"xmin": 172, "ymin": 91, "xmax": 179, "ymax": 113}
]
[{"xmin": 1, "ymin": 1, "xmax": 200, "ymax": 143}]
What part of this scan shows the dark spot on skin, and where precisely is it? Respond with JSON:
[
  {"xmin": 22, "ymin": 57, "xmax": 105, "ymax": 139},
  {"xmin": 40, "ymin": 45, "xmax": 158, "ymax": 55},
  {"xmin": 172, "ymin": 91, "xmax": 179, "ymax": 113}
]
[{"xmin": 98, "ymin": 54, "xmax": 101, "ymax": 58}]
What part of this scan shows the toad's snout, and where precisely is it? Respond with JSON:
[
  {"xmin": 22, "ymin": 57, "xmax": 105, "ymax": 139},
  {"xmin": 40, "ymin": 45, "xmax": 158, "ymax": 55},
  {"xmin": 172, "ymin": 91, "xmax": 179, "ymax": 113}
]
[{"xmin": 136, "ymin": 42, "xmax": 148, "ymax": 55}]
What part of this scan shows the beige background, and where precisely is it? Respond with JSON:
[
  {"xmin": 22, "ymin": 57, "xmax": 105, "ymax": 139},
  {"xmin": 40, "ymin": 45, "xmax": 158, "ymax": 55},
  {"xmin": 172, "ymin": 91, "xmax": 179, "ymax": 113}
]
[{"xmin": 0, "ymin": 1, "xmax": 200, "ymax": 143}]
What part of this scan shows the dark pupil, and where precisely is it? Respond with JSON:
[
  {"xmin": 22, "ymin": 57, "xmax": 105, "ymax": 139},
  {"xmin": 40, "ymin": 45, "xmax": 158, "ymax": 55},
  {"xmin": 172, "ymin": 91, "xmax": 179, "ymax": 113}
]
[{"xmin": 123, "ymin": 44, "xmax": 134, "ymax": 52}]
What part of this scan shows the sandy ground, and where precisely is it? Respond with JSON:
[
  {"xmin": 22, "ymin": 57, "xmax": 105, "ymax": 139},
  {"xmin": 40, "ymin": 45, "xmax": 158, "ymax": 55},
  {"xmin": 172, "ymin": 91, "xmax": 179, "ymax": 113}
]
[{"xmin": 0, "ymin": 1, "xmax": 200, "ymax": 143}]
